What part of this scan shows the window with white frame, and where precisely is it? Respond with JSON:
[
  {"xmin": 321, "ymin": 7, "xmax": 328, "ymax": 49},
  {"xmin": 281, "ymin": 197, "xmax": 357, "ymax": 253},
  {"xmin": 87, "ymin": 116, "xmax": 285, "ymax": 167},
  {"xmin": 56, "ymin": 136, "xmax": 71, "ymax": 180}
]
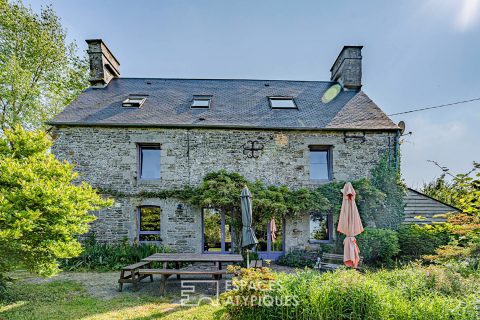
[
  {"xmin": 191, "ymin": 96, "xmax": 212, "ymax": 108},
  {"xmin": 123, "ymin": 95, "xmax": 147, "ymax": 107},
  {"xmin": 268, "ymin": 97, "xmax": 297, "ymax": 109}
]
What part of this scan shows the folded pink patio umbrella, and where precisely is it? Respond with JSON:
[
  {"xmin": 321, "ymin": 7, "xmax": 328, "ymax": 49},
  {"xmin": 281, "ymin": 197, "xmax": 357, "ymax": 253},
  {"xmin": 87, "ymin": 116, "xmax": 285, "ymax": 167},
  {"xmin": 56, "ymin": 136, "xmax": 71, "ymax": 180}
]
[
  {"xmin": 270, "ymin": 218, "xmax": 277, "ymax": 242},
  {"xmin": 337, "ymin": 182, "xmax": 364, "ymax": 268}
]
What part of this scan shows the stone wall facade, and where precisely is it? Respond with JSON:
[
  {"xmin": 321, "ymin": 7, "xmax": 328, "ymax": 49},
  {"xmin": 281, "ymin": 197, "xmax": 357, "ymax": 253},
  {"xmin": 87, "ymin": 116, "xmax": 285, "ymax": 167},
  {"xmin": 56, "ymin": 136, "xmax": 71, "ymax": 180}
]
[{"xmin": 52, "ymin": 126, "xmax": 397, "ymax": 253}]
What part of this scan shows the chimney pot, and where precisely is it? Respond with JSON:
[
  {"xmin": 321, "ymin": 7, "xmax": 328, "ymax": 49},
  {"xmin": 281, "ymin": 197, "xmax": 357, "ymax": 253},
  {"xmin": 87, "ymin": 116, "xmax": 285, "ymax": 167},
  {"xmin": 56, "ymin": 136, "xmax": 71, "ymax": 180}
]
[
  {"xmin": 330, "ymin": 46, "xmax": 363, "ymax": 90},
  {"xmin": 86, "ymin": 39, "xmax": 120, "ymax": 87}
]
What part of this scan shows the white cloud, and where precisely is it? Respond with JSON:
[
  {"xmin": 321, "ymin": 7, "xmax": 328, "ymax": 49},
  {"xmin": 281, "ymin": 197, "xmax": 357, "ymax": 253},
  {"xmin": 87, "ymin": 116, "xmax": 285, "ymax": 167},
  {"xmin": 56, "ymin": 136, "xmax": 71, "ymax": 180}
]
[
  {"xmin": 420, "ymin": 0, "xmax": 480, "ymax": 32},
  {"xmin": 456, "ymin": 0, "xmax": 480, "ymax": 31}
]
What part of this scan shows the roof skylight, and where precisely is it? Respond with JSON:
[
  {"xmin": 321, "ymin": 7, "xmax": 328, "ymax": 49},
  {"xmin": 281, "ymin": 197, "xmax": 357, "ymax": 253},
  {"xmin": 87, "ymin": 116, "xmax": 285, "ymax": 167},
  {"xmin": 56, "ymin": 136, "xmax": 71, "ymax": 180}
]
[
  {"xmin": 122, "ymin": 95, "xmax": 147, "ymax": 108},
  {"xmin": 191, "ymin": 96, "xmax": 212, "ymax": 109},
  {"xmin": 269, "ymin": 97, "xmax": 297, "ymax": 109}
]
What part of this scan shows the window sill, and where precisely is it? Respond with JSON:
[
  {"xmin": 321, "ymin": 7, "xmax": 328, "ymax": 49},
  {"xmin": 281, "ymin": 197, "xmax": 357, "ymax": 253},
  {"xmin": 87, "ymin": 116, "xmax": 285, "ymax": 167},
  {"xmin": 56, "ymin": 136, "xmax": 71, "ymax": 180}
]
[
  {"xmin": 137, "ymin": 179, "xmax": 162, "ymax": 185},
  {"xmin": 309, "ymin": 179, "xmax": 333, "ymax": 184},
  {"xmin": 309, "ymin": 239, "xmax": 332, "ymax": 244}
]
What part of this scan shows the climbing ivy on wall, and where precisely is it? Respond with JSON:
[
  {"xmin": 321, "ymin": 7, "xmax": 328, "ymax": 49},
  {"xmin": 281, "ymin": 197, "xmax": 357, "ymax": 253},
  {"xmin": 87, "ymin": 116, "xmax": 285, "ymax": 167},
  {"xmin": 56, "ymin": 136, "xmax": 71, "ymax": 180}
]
[
  {"xmin": 316, "ymin": 178, "xmax": 387, "ymax": 227},
  {"xmin": 370, "ymin": 154, "xmax": 406, "ymax": 229},
  {"xmin": 98, "ymin": 153, "xmax": 406, "ymax": 231}
]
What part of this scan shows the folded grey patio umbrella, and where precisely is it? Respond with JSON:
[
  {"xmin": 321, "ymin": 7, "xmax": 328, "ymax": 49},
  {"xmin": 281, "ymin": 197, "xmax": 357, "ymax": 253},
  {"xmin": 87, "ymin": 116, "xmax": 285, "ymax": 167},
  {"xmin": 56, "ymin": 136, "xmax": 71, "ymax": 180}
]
[{"xmin": 241, "ymin": 186, "xmax": 258, "ymax": 266}]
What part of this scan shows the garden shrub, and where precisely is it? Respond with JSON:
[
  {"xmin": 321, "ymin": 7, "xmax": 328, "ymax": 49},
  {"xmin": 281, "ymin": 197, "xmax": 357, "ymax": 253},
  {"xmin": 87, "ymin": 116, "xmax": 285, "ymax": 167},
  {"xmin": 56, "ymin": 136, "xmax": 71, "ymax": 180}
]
[
  {"xmin": 423, "ymin": 242, "xmax": 480, "ymax": 276},
  {"xmin": 373, "ymin": 264, "xmax": 471, "ymax": 298},
  {"xmin": 221, "ymin": 265, "xmax": 479, "ymax": 320},
  {"xmin": 397, "ymin": 224, "xmax": 453, "ymax": 260},
  {"xmin": 277, "ymin": 249, "xmax": 321, "ymax": 268},
  {"xmin": 355, "ymin": 228, "xmax": 400, "ymax": 265},
  {"xmin": 59, "ymin": 235, "xmax": 171, "ymax": 271},
  {"xmin": 222, "ymin": 265, "xmax": 277, "ymax": 312}
]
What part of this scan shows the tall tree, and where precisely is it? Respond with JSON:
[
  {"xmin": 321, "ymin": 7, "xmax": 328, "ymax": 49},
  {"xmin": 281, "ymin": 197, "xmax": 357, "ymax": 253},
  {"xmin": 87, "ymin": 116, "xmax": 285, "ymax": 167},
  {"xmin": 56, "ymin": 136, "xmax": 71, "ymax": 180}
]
[
  {"xmin": 421, "ymin": 161, "xmax": 479, "ymax": 209},
  {"xmin": 0, "ymin": 126, "xmax": 112, "ymax": 282},
  {"xmin": 0, "ymin": 0, "xmax": 88, "ymax": 130}
]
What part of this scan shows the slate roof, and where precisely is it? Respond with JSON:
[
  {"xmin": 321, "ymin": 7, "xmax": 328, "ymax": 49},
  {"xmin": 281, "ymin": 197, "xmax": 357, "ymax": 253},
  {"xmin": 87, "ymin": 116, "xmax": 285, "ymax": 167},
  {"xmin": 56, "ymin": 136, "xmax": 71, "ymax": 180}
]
[{"xmin": 49, "ymin": 78, "xmax": 399, "ymax": 130}]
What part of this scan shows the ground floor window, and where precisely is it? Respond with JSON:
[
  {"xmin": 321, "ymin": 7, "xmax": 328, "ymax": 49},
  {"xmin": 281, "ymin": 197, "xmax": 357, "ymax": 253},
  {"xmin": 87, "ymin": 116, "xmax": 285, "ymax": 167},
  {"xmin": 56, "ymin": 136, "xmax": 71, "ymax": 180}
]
[
  {"xmin": 138, "ymin": 206, "xmax": 161, "ymax": 242},
  {"xmin": 201, "ymin": 209, "xmax": 285, "ymax": 259},
  {"xmin": 309, "ymin": 213, "xmax": 333, "ymax": 243}
]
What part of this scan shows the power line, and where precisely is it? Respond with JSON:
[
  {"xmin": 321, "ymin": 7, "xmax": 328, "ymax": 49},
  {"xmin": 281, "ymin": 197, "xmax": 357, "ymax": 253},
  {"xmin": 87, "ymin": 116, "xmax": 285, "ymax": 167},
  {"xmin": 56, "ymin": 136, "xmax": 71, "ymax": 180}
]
[{"xmin": 387, "ymin": 97, "xmax": 480, "ymax": 116}]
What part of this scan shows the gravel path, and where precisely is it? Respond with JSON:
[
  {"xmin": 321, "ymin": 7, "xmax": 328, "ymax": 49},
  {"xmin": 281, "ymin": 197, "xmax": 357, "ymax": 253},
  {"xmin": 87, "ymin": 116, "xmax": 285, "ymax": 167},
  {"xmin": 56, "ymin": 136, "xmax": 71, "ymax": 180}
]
[{"xmin": 27, "ymin": 263, "xmax": 298, "ymax": 300}]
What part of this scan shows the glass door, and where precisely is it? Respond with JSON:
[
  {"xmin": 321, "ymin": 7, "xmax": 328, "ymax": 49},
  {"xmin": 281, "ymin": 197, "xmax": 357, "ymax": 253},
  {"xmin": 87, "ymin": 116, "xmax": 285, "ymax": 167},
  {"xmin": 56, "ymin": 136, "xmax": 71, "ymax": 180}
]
[
  {"xmin": 255, "ymin": 219, "xmax": 284, "ymax": 260},
  {"xmin": 202, "ymin": 208, "xmax": 234, "ymax": 254}
]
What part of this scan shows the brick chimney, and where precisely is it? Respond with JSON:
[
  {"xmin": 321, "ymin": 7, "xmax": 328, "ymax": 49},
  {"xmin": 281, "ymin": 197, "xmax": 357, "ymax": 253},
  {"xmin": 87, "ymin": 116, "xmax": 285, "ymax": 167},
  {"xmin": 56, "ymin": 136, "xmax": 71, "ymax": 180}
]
[
  {"xmin": 330, "ymin": 46, "xmax": 363, "ymax": 90},
  {"xmin": 86, "ymin": 39, "xmax": 120, "ymax": 87}
]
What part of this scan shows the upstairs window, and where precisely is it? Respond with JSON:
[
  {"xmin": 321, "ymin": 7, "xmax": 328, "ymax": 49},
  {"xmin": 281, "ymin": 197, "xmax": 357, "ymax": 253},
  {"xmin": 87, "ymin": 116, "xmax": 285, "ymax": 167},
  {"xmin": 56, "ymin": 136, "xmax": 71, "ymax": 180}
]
[
  {"xmin": 309, "ymin": 145, "xmax": 332, "ymax": 181},
  {"xmin": 123, "ymin": 95, "xmax": 147, "ymax": 108},
  {"xmin": 269, "ymin": 97, "xmax": 297, "ymax": 109},
  {"xmin": 138, "ymin": 206, "xmax": 161, "ymax": 242},
  {"xmin": 139, "ymin": 144, "xmax": 161, "ymax": 180},
  {"xmin": 191, "ymin": 96, "xmax": 212, "ymax": 109}
]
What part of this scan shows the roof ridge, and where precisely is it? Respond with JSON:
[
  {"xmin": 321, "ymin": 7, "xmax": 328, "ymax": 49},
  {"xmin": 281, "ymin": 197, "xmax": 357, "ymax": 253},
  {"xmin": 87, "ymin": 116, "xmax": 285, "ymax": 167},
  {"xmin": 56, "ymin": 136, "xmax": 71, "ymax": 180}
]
[{"xmin": 113, "ymin": 77, "xmax": 337, "ymax": 83}]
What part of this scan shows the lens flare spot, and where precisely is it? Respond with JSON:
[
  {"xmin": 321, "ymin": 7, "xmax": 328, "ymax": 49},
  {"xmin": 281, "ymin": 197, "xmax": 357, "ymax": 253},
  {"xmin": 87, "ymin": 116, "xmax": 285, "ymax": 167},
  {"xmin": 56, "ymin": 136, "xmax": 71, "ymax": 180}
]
[{"xmin": 321, "ymin": 84, "xmax": 342, "ymax": 104}]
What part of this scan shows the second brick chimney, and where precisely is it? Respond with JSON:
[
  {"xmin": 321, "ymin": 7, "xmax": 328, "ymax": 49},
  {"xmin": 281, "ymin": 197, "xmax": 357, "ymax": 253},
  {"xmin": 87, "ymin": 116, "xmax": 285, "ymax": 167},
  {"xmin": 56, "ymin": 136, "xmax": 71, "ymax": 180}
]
[
  {"xmin": 330, "ymin": 46, "xmax": 363, "ymax": 90},
  {"xmin": 86, "ymin": 39, "xmax": 120, "ymax": 87}
]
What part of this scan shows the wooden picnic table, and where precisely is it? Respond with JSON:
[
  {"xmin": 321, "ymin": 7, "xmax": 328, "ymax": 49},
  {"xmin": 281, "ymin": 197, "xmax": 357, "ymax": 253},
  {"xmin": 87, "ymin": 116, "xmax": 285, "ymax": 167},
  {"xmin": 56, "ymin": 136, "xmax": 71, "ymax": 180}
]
[
  {"xmin": 138, "ymin": 253, "xmax": 244, "ymax": 294},
  {"xmin": 142, "ymin": 253, "xmax": 243, "ymax": 270}
]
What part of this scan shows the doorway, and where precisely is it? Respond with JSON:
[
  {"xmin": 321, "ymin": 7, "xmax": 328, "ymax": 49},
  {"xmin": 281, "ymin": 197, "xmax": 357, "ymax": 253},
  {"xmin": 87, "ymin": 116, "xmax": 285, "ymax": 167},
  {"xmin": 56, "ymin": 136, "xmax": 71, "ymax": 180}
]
[
  {"xmin": 202, "ymin": 208, "xmax": 234, "ymax": 253},
  {"xmin": 255, "ymin": 219, "xmax": 285, "ymax": 260}
]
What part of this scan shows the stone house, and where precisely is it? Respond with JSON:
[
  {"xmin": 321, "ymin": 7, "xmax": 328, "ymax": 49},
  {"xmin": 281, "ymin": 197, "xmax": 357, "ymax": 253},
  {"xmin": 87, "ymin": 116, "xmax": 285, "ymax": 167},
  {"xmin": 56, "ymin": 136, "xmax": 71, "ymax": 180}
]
[{"xmin": 49, "ymin": 39, "xmax": 400, "ymax": 260}]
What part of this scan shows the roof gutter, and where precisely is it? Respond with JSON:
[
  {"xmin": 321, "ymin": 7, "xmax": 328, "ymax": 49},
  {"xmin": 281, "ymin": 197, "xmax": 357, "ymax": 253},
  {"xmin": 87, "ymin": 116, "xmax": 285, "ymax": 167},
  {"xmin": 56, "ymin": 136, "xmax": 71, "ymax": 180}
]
[{"xmin": 46, "ymin": 121, "xmax": 400, "ymax": 132}]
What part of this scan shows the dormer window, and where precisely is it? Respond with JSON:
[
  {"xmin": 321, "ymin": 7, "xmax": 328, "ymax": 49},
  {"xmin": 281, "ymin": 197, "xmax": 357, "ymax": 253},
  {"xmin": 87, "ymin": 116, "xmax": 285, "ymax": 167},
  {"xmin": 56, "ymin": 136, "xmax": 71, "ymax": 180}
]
[
  {"xmin": 123, "ymin": 95, "xmax": 147, "ymax": 108},
  {"xmin": 268, "ymin": 97, "xmax": 297, "ymax": 109},
  {"xmin": 191, "ymin": 96, "xmax": 212, "ymax": 109}
]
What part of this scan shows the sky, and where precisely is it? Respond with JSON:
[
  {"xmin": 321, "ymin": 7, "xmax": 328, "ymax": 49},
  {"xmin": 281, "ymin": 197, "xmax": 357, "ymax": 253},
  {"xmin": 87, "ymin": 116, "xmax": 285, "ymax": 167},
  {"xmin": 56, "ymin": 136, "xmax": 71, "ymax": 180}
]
[{"xmin": 24, "ymin": 0, "xmax": 480, "ymax": 188}]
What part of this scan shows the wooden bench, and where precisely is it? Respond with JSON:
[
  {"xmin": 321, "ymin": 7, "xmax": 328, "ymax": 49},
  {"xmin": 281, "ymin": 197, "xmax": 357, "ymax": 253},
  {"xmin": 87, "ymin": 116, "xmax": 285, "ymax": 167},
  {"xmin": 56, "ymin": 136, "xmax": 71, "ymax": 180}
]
[
  {"xmin": 314, "ymin": 253, "xmax": 364, "ymax": 271},
  {"xmin": 118, "ymin": 261, "xmax": 153, "ymax": 291},
  {"xmin": 139, "ymin": 268, "xmax": 227, "ymax": 295}
]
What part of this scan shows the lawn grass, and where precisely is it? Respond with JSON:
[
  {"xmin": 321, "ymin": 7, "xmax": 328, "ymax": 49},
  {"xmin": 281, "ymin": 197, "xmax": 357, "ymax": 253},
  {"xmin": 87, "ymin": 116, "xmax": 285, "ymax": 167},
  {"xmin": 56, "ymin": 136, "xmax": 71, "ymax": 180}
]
[{"xmin": 0, "ymin": 279, "xmax": 222, "ymax": 320}]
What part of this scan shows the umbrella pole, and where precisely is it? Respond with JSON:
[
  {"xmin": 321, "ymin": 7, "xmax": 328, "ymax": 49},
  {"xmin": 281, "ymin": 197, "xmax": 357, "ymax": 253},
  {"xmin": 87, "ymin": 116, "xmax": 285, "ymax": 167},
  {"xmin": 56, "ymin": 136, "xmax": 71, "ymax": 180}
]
[{"xmin": 246, "ymin": 249, "xmax": 250, "ymax": 268}]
